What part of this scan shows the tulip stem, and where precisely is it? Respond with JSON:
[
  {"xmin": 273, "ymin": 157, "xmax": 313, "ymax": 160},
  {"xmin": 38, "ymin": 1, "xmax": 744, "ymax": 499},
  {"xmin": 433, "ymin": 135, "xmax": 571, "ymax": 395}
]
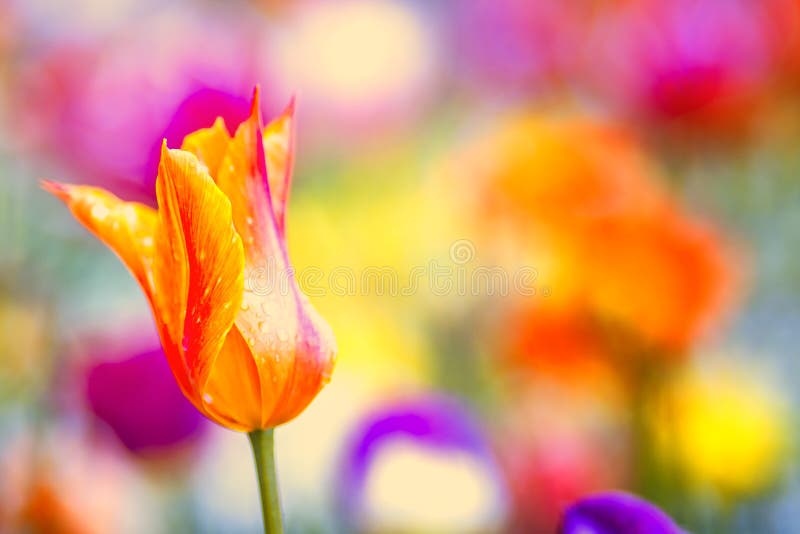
[{"xmin": 248, "ymin": 429, "xmax": 284, "ymax": 534}]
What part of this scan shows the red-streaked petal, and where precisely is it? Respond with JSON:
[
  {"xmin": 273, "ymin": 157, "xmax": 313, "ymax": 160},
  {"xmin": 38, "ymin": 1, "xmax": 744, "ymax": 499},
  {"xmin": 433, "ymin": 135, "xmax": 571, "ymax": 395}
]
[
  {"xmin": 265, "ymin": 298, "xmax": 337, "ymax": 426},
  {"xmin": 263, "ymin": 97, "xmax": 296, "ymax": 235},
  {"xmin": 215, "ymin": 87, "xmax": 283, "ymax": 264},
  {"xmin": 211, "ymin": 89, "xmax": 337, "ymax": 427},
  {"xmin": 181, "ymin": 117, "xmax": 232, "ymax": 180},
  {"xmin": 154, "ymin": 143, "xmax": 245, "ymax": 395}
]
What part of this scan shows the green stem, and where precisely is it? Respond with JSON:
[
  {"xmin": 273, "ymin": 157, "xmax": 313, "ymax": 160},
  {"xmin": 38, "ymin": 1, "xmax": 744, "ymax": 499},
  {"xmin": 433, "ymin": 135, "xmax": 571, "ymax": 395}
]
[{"xmin": 248, "ymin": 429, "xmax": 284, "ymax": 534}]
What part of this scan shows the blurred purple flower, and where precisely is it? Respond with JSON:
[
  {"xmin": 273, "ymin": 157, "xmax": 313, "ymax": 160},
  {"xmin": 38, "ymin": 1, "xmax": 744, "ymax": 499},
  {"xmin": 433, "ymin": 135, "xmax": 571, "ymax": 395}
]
[
  {"xmin": 559, "ymin": 492, "xmax": 685, "ymax": 534},
  {"xmin": 338, "ymin": 394, "xmax": 506, "ymax": 531},
  {"xmin": 86, "ymin": 348, "xmax": 208, "ymax": 456}
]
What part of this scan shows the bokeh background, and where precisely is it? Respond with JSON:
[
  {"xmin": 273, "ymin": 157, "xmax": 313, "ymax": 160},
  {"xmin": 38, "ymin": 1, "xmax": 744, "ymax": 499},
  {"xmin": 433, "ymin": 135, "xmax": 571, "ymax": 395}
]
[{"xmin": 2, "ymin": 0, "xmax": 800, "ymax": 532}]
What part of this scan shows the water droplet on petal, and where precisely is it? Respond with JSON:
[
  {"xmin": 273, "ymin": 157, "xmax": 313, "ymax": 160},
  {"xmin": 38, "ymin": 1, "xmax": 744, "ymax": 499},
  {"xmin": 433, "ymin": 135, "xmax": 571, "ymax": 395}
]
[
  {"xmin": 90, "ymin": 204, "xmax": 110, "ymax": 221},
  {"xmin": 241, "ymin": 302, "xmax": 250, "ymax": 311},
  {"xmin": 246, "ymin": 216, "xmax": 254, "ymax": 226}
]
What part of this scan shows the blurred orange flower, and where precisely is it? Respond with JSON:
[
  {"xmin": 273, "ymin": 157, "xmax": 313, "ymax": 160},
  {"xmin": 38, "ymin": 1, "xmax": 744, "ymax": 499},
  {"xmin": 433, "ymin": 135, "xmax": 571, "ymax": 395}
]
[
  {"xmin": 569, "ymin": 208, "xmax": 737, "ymax": 352},
  {"xmin": 452, "ymin": 113, "xmax": 738, "ymax": 354},
  {"xmin": 495, "ymin": 301, "xmax": 621, "ymax": 395},
  {"xmin": 43, "ymin": 89, "xmax": 336, "ymax": 432},
  {"xmin": 463, "ymin": 115, "xmax": 666, "ymax": 234}
]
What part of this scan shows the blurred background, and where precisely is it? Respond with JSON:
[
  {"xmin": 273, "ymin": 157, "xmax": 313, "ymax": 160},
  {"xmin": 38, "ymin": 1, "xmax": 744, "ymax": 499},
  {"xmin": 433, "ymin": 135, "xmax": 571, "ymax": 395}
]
[{"xmin": 2, "ymin": 0, "xmax": 800, "ymax": 532}]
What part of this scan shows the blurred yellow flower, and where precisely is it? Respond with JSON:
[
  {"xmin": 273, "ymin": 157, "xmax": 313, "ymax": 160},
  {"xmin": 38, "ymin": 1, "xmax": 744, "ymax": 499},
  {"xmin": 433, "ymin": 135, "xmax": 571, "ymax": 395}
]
[
  {"xmin": 288, "ymin": 182, "xmax": 439, "ymax": 386},
  {"xmin": 653, "ymin": 359, "xmax": 791, "ymax": 498}
]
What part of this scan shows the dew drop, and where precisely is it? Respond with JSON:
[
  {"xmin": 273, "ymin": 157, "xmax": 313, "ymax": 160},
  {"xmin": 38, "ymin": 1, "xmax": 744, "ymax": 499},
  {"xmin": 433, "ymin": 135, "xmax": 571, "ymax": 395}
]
[
  {"xmin": 241, "ymin": 302, "xmax": 250, "ymax": 311},
  {"xmin": 257, "ymin": 321, "xmax": 267, "ymax": 332},
  {"xmin": 246, "ymin": 216, "xmax": 254, "ymax": 226},
  {"xmin": 90, "ymin": 204, "xmax": 110, "ymax": 221},
  {"xmin": 203, "ymin": 393, "xmax": 213, "ymax": 404}
]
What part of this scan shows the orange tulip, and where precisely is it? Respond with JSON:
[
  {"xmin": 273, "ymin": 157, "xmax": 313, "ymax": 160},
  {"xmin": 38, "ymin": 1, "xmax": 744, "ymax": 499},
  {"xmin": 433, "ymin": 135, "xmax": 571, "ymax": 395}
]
[{"xmin": 43, "ymin": 88, "xmax": 336, "ymax": 432}]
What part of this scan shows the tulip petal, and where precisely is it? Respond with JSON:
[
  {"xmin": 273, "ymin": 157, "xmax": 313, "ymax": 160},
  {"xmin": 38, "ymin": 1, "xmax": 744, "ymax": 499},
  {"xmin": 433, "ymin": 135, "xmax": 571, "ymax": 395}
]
[
  {"xmin": 215, "ymin": 86, "xmax": 284, "ymax": 264},
  {"xmin": 181, "ymin": 117, "xmax": 232, "ymax": 180},
  {"xmin": 154, "ymin": 143, "xmax": 245, "ymax": 395},
  {"xmin": 201, "ymin": 326, "xmax": 263, "ymax": 432},
  {"xmin": 42, "ymin": 181, "xmax": 158, "ymax": 299},
  {"xmin": 266, "ymin": 299, "xmax": 337, "ymax": 425},
  {"xmin": 263, "ymin": 97, "xmax": 296, "ymax": 235}
]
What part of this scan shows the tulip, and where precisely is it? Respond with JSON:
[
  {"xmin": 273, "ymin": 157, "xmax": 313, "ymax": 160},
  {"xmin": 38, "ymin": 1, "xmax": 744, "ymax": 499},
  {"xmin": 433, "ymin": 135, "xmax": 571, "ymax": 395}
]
[
  {"xmin": 559, "ymin": 492, "xmax": 685, "ymax": 534},
  {"xmin": 44, "ymin": 88, "xmax": 336, "ymax": 533}
]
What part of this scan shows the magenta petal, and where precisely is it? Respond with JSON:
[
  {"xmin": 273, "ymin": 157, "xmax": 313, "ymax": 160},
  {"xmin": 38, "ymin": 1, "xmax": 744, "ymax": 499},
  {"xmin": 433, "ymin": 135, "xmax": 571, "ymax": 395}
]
[
  {"xmin": 85, "ymin": 348, "xmax": 208, "ymax": 455},
  {"xmin": 143, "ymin": 88, "xmax": 252, "ymax": 196}
]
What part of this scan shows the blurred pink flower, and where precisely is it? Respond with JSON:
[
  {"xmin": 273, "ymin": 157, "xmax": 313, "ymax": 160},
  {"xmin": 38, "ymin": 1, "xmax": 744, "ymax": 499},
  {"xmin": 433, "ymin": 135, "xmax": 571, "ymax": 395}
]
[
  {"xmin": 13, "ymin": 6, "xmax": 270, "ymax": 203},
  {"xmin": 454, "ymin": 0, "xmax": 583, "ymax": 96},
  {"xmin": 496, "ymin": 387, "xmax": 628, "ymax": 534},
  {"xmin": 586, "ymin": 0, "xmax": 776, "ymax": 135}
]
